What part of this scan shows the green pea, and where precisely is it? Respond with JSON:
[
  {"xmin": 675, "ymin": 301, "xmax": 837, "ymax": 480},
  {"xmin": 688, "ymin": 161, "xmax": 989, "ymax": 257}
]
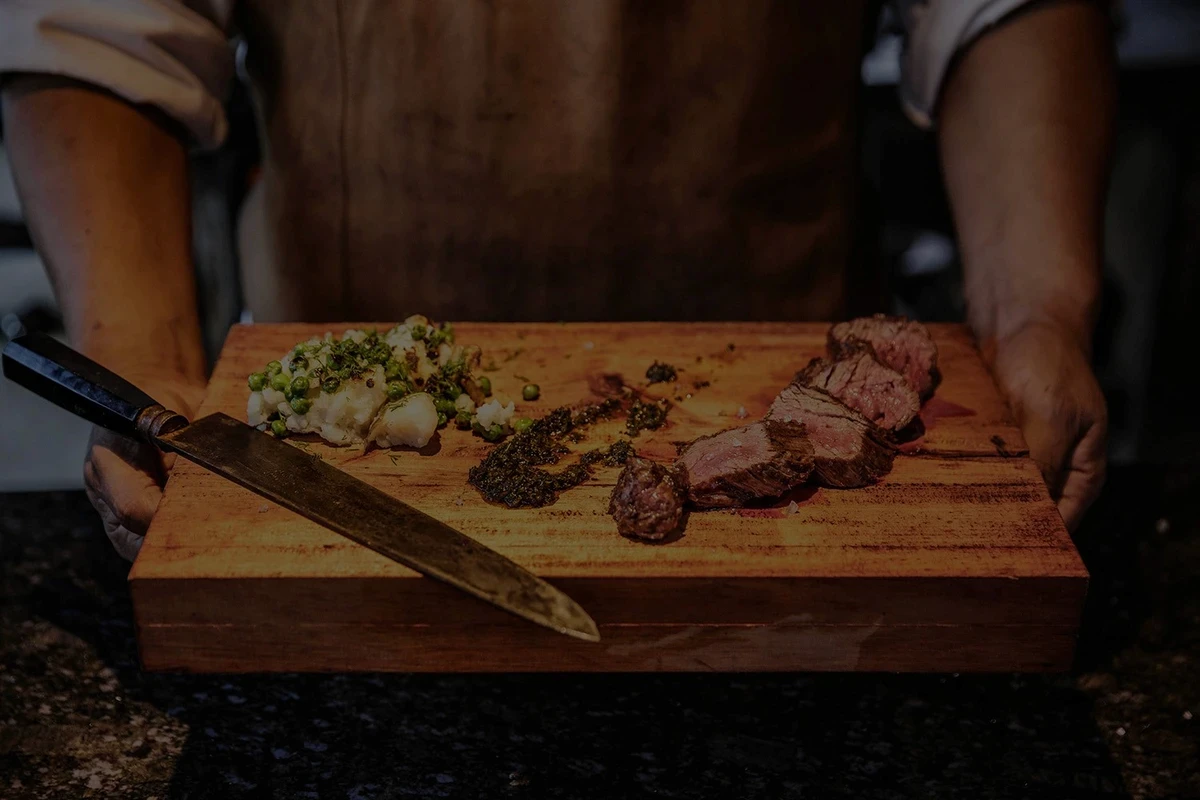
[
  {"xmin": 478, "ymin": 376, "xmax": 492, "ymax": 397},
  {"xmin": 386, "ymin": 381, "xmax": 408, "ymax": 401},
  {"xmin": 410, "ymin": 323, "xmax": 427, "ymax": 340},
  {"xmin": 436, "ymin": 411, "xmax": 448, "ymax": 428},
  {"xmin": 512, "ymin": 417, "xmax": 534, "ymax": 434},
  {"xmin": 290, "ymin": 376, "xmax": 310, "ymax": 397},
  {"xmin": 434, "ymin": 398, "xmax": 457, "ymax": 416},
  {"xmin": 522, "ymin": 383, "xmax": 540, "ymax": 401},
  {"xmin": 266, "ymin": 360, "xmax": 282, "ymax": 376},
  {"xmin": 322, "ymin": 376, "xmax": 341, "ymax": 393},
  {"xmin": 248, "ymin": 372, "xmax": 267, "ymax": 392},
  {"xmin": 270, "ymin": 372, "xmax": 291, "ymax": 392},
  {"xmin": 472, "ymin": 421, "xmax": 504, "ymax": 442},
  {"xmin": 455, "ymin": 410, "xmax": 472, "ymax": 429},
  {"xmin": 290, "ymin": 396, "xmax": 312, "ymax": 415},
  {"xmin": 270, "ymin": 419, "xmax": 288, "ymax": 437}
]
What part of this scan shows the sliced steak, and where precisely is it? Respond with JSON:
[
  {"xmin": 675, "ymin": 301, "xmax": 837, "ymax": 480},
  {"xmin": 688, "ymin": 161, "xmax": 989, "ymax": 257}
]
[
  {"xmin": 676, "ymin": 419, "xmax": 813, "ymax": 509},
  {"xmin": 797, "ymin": 341, "xmax": 920, "ymax": 435},
  {"xmin": 609, "ymin": 457, "xmax": 687, "ymax": 541},
  {"xmin": 768, "ymin": 381, "xmax": 894, "ymax": 488},
  {"xmin": 829, "ymin": 315, "xmax": 940, "ymax": 400}
]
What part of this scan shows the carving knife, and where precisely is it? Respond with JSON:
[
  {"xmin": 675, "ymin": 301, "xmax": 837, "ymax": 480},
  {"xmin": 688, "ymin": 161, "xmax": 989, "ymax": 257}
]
[{"xmin": 2, "ymin": 332, "xmax": 600, "ymax": 642}]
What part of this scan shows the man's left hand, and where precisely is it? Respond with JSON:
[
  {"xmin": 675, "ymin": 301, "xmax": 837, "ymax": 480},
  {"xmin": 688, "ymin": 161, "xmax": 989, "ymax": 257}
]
[{"xmin": 985, "ymin": 321, "xmax": 1107, "ymax": 531}]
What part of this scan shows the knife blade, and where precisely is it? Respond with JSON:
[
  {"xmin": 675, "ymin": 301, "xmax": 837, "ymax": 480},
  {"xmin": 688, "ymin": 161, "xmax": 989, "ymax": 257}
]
[{"xmin": 2, "ymin": 332, "xmax": 599, "ymax": 642}]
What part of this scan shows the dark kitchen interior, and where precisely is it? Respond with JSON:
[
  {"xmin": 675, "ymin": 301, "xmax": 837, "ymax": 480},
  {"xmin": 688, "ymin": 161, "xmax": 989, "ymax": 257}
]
[{"xmin": 1, "ymin": 1, "xmax": 1198, "ymax": 796}]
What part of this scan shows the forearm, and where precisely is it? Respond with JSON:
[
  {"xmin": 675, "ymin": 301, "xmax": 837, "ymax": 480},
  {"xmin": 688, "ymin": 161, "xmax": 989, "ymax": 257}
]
[
  {"xmin": 1, "ymin": 74, "xmax": 207, "ymax": 382},
  {"xmin": 938, "ymin": 1, "xmax": 1115, "ymax": 353}
]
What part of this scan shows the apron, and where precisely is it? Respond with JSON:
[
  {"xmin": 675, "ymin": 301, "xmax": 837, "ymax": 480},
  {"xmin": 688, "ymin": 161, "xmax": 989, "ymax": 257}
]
[{"xmin": 234, "ymin": 0, "xmax": 873, "ymax": 323}]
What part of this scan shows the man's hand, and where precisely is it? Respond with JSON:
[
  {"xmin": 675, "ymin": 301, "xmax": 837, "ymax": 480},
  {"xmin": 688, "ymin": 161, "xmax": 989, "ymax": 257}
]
[
  {"xmin": 3, "ymin": 78, "xmax": 210, "ymax": 559},
  {"xmin": 935, "ymin": 1, "xmax": 1115, "ymax": 529},
  {"xmin": 985, "ymin": 323, "xmax": 1107, "ymax": 531},
  {"xmin": 83, "ymin": 373, "xmax": 206, "ymax": 561}
]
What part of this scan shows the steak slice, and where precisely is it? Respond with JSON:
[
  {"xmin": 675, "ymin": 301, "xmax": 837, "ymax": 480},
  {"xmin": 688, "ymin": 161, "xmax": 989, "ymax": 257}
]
[
  {"xmin": 768, "ymin": 381, "xmax": 894, "ymax": 488},
  {"xmin": 609, "ymin": 457, "xmax": 687, "ymax": 541},
  {"xmin": 676, "ymin": 419, "xmax": 813, "ymax": 509},
  {"xmin": 797, "ymin": 341, "xmax": 920, "ymax": 435},
  {"xmin": 829, "ymin": 315, "xmax": 940, "ymax": 400}
]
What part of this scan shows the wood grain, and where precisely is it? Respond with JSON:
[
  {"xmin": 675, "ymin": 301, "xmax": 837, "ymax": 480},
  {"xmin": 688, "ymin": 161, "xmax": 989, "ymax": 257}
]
[{"xmin": 131, "ymin": 323, "xmax": 1088, "ymax": 672}]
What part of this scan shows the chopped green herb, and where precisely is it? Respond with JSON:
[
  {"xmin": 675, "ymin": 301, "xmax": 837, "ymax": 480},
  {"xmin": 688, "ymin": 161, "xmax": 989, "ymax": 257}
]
[
  {"xmin": 426, "ymin": 322, "xmax": 454, "ymax": 349},
  {"xmin": 626, "ymin": 399, "xmax": 669, "ymax": 436},
  {"xmin": 384, "ymin": 359, "xmax": 406, "ymax": 381},
  {"xmin": 468, "ymin": 402, "xmax": 633, "ymax": 508},
  {"xmin": 645, "ymin": 361, "xmax": 678, "ymax": 384}
]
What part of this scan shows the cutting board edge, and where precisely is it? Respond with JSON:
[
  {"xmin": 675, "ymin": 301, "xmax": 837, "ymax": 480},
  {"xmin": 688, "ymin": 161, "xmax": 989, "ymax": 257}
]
[
  {"xmin": 134, "ymin": 620, "xmax": 1083, "ymax": 673},
  {"xmin": 129, "ymin": 571, "xmax": 1089, "ymax": 628}
]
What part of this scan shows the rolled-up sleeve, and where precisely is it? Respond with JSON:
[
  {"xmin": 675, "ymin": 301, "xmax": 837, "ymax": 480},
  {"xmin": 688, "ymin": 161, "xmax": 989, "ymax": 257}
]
[
  {"xmin": 894, "ymin": 0, "xmax": 1040, "ymax": 128},
  {"xmin": 0, "ymin": 0, "xmax": 235, "ymax": 147}
]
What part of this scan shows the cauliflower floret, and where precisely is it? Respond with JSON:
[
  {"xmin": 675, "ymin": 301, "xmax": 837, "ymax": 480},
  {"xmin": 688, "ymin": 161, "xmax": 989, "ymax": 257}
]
[
  {"xmin": 454, "ymin": 393, "xmax": 476, "ymax": 415},
  {"xmin": 247, "ymin": 391, "xmax": 269, "ymax": 427},
  {"xmin": 367, "ymin": 392, "xmax": 438, "ymax": 449},
  {"xmin": 474, "ymin": 398, "xmax": 515, "ymax": 430}
]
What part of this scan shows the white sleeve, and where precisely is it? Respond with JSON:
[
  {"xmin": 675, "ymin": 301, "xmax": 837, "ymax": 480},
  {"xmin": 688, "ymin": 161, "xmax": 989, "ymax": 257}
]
[
  {"xmin": 0, "ymin": 0, "xmax": 236, "ymax": 148},
  {"xmin": 894, "ymin": 0, "xmax": 1041, "ymax": 129}
]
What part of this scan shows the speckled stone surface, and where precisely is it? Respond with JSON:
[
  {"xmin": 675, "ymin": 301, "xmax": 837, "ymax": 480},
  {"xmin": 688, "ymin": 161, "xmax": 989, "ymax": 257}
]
[{"xmin": 1, "ymin": 466, "xmax": 1197, "ymax": 799}]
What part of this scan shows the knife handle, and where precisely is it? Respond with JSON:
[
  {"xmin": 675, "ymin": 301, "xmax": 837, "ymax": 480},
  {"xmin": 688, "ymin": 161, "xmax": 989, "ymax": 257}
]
[{"xmin": 2, "ymin": 332, "xmax": 187, "ymax": 442}]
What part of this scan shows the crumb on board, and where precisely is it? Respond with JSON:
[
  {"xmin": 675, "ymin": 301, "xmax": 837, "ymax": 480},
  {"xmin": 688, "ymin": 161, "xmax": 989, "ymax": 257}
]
[
  {"xmin": 645, "ymin": 361, "xmax": 678, "ymax": 385},
  {"xmin": 736, "ymin": 406, "xmax": 748, "ymax": 419}
]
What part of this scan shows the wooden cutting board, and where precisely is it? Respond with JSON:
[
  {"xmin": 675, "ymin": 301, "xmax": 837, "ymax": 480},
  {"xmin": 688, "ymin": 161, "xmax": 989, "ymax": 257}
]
[{"xmin": 131, "ymin": 323, "xmax": 1088, "ymax": 673}]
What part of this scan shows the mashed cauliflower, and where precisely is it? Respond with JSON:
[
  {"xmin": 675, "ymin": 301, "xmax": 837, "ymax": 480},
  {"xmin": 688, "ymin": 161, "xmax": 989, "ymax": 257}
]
[{"xmin": 246, "ymin": 316, "xmax": 523, "ymax": 447}]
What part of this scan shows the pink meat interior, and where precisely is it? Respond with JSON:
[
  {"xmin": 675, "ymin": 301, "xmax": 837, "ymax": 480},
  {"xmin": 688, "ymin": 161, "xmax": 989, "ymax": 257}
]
[{"xmin": 679, "ymin": 422, "xmax": 773, "ymax": 487}]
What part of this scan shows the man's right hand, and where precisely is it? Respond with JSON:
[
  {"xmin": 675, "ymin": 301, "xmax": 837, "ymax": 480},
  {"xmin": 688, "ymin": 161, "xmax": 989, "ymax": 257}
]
[
  {"xmin": 3, "ymin": 78, "xmax": 212, "ymax": 560},
  {"xmin": 83, "ymin": 374, "xmax": 206, "ymax": 561}
]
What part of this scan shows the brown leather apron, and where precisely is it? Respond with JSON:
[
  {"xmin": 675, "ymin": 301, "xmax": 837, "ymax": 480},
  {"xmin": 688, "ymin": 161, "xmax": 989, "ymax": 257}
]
[{"xmin": 234, "ymin": 0, "xmax": 870, "ymax": 323}]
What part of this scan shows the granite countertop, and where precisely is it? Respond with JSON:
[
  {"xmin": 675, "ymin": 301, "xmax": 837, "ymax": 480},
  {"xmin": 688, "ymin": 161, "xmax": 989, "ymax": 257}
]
[{"xmin": 1, "ymin": 465, "xmax": 1196, "ymax": 799}]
